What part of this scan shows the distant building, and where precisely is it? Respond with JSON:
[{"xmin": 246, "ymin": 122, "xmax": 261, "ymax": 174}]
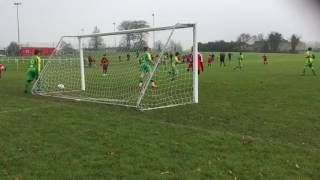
[
  {"xmin": 0, "ymin": 48, "xmax": 6, "ymax": 56},
  {"xmin": 20, "ymin": 47, "xmax": 55, "ymax": 56},
  {"xmin": 19, "ymin": 43, "xmax": 56, "ymax": 56}
]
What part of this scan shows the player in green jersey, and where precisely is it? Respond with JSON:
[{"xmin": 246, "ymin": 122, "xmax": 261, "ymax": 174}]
[
  {"xmin": 24, "ymin": 50, "xmax": 42, "ymax": 93},
  {"xmin": 169, "ymin": 52, "xmax": 182, "ymax": 80},
  {"xmin": 302, "ymin": 47, "xmax": 316, "ymax": 76},
  {"xmin": 139, "ymin": 47, "xmax": 157, "ymax": 90},
  {"xmin": 234, "ymin": 52, "xmax": 244, "ymax": 71}
]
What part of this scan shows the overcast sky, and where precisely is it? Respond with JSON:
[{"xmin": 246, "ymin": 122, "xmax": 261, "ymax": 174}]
[{"xmin": 0, "ymin": 0, "xmax": 319, "ymax": 47}]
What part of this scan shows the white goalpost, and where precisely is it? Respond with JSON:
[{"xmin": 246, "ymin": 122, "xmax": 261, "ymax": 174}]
[{"xmin": 32, "ymin": 23, "xmax": 198, "ymax": 110}]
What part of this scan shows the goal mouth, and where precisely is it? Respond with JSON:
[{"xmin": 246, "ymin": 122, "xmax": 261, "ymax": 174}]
[{"xmin": 32, "ymin": 23, "xmax": 199, "ymax": 110}]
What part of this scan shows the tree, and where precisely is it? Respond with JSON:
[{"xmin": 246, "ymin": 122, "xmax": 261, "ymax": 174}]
[
  {"xmin": 237, "ymin": 33, "xmax": 251, "ymax": 43},
  {"xmin": 168, "ymin": 41, "xmax": 183, "ymax": 52},
  {"xmin": 250, "ymin": 33, "xmax": 269, "ymax": 52},
  {"xmin": 89, "ymin": 26, "xmax": 105, "ymax": 50},
  {"xmin": 251, "ymin": 33, "xmax": 264, "ymax": 43},
  {"xmin": 268, "ymin": 32, "xmax": 283, "ymax": 52},
  {"xmin": 154, "ymin": 40, "xmax": 164, "ymax": 51},
  {"xmin": 257, "ymin": 33, "xmax": 265, "ymax": 41},
  {"xmin": 59, "ymin": 40, "xmax": 75, "ymax": 54},
  {"xmin": 118, "ymin": 20, "xmax": 150, "ymax": 50},
  {"xmin": 198, "ymin": 41, "xmax": 241, "ymax": 52},
  {"xmin": 237, "ymin": 33, "xmax": 251, "ymax": 50},
  {"xmin": 7, "ymin": 42, "xmax": 20, "ymax": 56},
  {"xmin": 290, "ymin": 34, "xmax": 301, "ymax": 53}
]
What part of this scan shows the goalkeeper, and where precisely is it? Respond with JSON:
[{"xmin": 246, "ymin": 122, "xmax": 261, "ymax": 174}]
[
  {"xmin": 139, "ymin": 47, "xmax": 157, "ymax": 90},
  {"xmin": 169, "ymin": 52, "xmax": 182, "ymax": 80},
  {"xmin": 302, "ymin": 47, "xmax": 316, "ymax": 76},
  {"xmin": 24, "ymin": 50, "xmax": 42, "ymax": 93}
]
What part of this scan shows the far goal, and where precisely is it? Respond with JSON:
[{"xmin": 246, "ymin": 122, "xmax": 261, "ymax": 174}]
[{"xmin": 32, "ymin": 23, "xmax": 199, "ymax": 110}]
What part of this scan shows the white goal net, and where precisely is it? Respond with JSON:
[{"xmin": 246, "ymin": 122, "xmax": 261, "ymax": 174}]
[{"xmin": 32, "ymin": 23, "xmax": 198, "ymax": 110}]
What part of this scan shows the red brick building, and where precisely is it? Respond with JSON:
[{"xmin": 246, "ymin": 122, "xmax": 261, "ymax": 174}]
[{"xmin": 20, "ymin": 47, "xmax": 55, "ymax": 56}]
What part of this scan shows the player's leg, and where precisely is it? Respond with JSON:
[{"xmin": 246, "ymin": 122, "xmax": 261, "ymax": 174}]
[
  {"xmin": 139, "ymin": 72, "xmax": 145, "ymax": 90},
  {"xmin": 233, "ymin": 63, "xmax": 239, "ymax": 70},
  {"xmin": 24, "ymin": 69, "xmax": 35, "ymax": 93},
  {"xmin": 311, "ymin": 64, "xmax": 316, "ymax": 76},
  {"xmin": 34, "ymin": 71, "xmax": 43, "ymax": 91},
  {"xmin": 103, "ymin": 66, "xmax": 107, "ymax": 75},
  {"xmin": 302, "ymin": 63, "xmax": 308, "ymax": 75},
  {"xmin": 147, "ymin": 65, "xmax": 157, "ymax": 88},
  {"xmin": 171, "ymin": 67, "xmax": 177, "ymax": 81}
]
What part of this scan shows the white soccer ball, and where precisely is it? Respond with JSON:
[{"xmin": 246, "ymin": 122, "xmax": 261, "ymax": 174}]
[{"xmin": 57, "ymin": 84, "xmax": 65, "ymax": 90}]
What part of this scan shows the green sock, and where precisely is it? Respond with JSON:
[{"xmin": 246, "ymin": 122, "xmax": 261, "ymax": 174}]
[{"xmin": 24, "ymin": 81, "xmax": 30, "ymax": 93}]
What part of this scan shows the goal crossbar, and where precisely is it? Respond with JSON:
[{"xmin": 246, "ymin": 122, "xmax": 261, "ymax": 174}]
[{"xmin": 64, "ymin": 23, "xmax": 195, "ymax": 38}]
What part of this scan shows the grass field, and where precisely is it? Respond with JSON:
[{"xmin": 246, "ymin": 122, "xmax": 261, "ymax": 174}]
[{"xmin": 1, "ymin": 52, "xmax": 320, "ymax": 179}]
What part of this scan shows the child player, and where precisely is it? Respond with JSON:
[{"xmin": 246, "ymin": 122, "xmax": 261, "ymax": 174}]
[
  {"xmin": 100, "ymin": 54, "xmax": 110, "ymax": 75},
  {"xmin": 302, "ymin": 47, "xmax": 316, "ymax": 76},
  {"xmin": 219, "ymin": 52, "xmax": 226, "ymax": 67},
  {"xmin": 169, "ymin": 52, "xmax": 182, "ymax": 81},
  {"xmin": 0, "ymin": 63, "xmax": 6, "ymax": 79},
  {"xmin": 139, "ymin": 46, "xmax": 157, "ymax": 90},
  {"xmin": 24, "ymin": 50, "xmax": 42, "ymax": 93},
  {"xmin": 234, "ymin": 52, "xmax": 244, "ymax": 71},
  {"xmin": 228, "ymin": 53, "xmax": 232, "ymax": 61},
  {"xmin": 188, "ymin": 51, "xmax": 203, "ymax": 74},
  {"xmin": 208, "ymin": 54, "xmax": 214, "ymax": 67},
  {"xmin": 262, "ymin": 54, "xmax": 268, "ymax": 64}
]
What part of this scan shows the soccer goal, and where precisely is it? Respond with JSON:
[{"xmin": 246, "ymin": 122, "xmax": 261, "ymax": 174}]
[{"xmin": 32, "ymin": 23, "xmax": 199, "ymax": 110}]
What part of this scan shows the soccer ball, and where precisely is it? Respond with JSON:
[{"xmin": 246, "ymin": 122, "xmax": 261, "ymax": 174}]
[{"xmin": 57, "ymin": 84, "xmax": 65, "ymax": 90}]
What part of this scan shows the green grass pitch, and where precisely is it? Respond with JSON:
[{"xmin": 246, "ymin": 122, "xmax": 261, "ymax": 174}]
[{"xmin": 0, "ymin": 52, "xmax": 320, "ymax": 179}]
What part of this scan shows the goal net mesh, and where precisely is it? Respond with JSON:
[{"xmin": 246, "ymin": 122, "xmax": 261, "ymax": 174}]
[{"xmin": 33, "ymin": 24, "xmax": 196, "ymax": 110}]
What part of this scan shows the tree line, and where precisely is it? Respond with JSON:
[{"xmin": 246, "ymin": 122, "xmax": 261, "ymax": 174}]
[
  {"xmin": 199, "ymin": 33, "xmax": 308, "ymax": 53},
  {"xmin": 4, "ymin": 22, "xmax": 319, "ymax": 56}
]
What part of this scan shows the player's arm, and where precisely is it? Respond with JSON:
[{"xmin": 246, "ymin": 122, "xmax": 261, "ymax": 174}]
[
  {"xmin": 175, "ymin": 57, "xmax": 182, "ymax": 64},
  {"xmin": 30, "ymin": 58, "xmax": 37, "ymax": 67},
  {"xmin": 305, "ymin": 52, "xmax": 311, "ymax": 59},
  {"xmin": 37, "ymin": 56, "xmax": 42, "ymax": 72},
  {"xmin": 147, "ymin": 53, "xmax": 154, "ymax": 64}
]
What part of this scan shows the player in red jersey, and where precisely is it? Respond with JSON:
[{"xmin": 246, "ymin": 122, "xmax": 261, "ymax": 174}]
[
  {"xmin": 262, "ymin": 54, "xmax": 268, "ymax": 64},
  {"xmin": 100, "ymin": 54, "xmax": 110, "ymax": 75},
  {"xmin": 208, "ymin": 54, "xmax": 215, "ymax": 67},
  {"xmin": 92, "ymin": 56, "xmax": 97, "ymax": 67},
  {"xmin": 0, "ymin": 64, "xmax": 6, "ymax": 79},
  {"xmin": 188, "ymin": 52, "xmax": 204, "ymax": 74}
]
